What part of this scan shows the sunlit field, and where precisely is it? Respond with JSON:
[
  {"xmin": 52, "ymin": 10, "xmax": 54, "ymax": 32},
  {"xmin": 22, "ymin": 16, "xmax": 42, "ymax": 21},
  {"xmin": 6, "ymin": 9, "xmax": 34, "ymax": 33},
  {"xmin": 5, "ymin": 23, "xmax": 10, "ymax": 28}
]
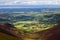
[{"xmin": 13, "ymin": 21, "xmax": 56, "ymax": 32}]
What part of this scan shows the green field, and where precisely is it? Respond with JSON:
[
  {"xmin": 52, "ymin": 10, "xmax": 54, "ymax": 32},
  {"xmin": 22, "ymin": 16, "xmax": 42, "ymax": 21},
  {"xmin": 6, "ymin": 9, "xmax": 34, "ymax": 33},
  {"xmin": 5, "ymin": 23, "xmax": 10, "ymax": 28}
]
[{"xmin": 13, "ymin": 21, "xmax": 56, "ymax": 32}]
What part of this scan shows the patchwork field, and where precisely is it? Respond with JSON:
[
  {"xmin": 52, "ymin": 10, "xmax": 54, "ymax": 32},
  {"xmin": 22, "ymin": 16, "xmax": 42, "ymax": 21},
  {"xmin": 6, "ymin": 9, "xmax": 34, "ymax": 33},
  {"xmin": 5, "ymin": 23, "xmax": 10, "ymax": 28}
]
[{"xmin": 13, "ymin": 21, "xmax": 56, "ymax": 32}]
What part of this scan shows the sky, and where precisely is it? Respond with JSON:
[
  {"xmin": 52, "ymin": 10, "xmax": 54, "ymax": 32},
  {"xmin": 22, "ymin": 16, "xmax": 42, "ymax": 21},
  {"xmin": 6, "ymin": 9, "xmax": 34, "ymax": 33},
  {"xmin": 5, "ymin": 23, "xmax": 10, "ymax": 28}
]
[{"xmin": 0, "ymin": 0, "xmax": 60, "ymax": 5}]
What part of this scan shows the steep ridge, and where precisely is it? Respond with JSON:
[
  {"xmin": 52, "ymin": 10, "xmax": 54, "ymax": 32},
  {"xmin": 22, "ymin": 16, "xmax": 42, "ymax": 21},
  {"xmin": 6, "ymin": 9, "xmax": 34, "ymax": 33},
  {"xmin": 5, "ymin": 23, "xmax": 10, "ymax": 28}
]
[
  {"xmin": 37, "ymin": 24, "xmax": 60, "ymax": 40},
  {"xmin": 0, "ymin": 23, "xmax": 22, "ymax": 40}
]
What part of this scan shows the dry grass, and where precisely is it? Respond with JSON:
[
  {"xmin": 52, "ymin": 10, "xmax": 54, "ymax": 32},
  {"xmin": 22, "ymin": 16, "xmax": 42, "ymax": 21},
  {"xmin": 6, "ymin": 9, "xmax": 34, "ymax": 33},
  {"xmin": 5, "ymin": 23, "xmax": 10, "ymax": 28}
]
[{"xmin": 0, "ymin": 32, "xmax": 18, "ymax": 40}]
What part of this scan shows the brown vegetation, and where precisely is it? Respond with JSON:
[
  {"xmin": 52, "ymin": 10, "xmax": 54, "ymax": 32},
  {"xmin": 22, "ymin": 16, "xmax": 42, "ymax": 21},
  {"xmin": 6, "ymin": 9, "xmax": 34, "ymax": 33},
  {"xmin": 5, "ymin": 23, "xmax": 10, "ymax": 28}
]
[{"xmin": 0, "ymin": 23, "xmax": 60, "ymax": 40}]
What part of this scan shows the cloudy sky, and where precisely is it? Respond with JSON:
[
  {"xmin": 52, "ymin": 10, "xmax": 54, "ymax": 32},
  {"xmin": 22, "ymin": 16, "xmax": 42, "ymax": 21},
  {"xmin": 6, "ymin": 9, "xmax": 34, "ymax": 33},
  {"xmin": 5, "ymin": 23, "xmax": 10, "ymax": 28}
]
[{"xmin": 0, "ymin": 0, "xmax": 60, "ymax": 5}]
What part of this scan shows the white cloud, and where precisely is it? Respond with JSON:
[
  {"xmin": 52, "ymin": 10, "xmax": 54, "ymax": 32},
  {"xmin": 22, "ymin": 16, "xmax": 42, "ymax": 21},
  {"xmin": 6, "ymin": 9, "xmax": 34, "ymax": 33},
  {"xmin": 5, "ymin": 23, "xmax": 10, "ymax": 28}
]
[
  {"xmin": 20, "ymin": 0, "xmax": 60, "ymax": 5},
  {"xmin": 22, "ymin": 1, "xmax": 38, "ymax": 5},
  {"xmin": 0, "ymin": 0, "xmax": 60, "ymax": 5}
]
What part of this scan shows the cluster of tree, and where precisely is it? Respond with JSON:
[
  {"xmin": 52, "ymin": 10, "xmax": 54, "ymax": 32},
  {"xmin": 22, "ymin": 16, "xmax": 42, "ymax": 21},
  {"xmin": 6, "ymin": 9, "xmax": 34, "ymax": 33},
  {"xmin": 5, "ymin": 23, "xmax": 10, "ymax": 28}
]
[{"xmin": 35, "ymin": 14, "xmax": 60, "ymax": 24}]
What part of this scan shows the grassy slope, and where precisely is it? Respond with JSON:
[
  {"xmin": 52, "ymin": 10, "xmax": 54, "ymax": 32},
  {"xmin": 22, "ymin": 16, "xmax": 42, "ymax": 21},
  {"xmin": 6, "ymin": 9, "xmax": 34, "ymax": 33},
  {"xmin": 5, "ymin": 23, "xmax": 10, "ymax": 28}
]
[{"xmin": 0, "ymin": 32, "xmax": 18, "ymax": 40}]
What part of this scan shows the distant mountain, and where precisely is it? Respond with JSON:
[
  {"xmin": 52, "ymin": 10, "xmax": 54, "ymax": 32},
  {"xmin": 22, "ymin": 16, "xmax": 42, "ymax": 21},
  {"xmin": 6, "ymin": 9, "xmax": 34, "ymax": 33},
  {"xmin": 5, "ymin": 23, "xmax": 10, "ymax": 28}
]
[
  {"xmin": 0, "ymin": 5, "xmax": 60, "ymax": 8},
  {"xmin": 0, "ymin": 8, "xmax": 60, "ymax": 12},
  {"xmin": 0, "ymin": 5, "xmax": 60, "ymax": 13}
]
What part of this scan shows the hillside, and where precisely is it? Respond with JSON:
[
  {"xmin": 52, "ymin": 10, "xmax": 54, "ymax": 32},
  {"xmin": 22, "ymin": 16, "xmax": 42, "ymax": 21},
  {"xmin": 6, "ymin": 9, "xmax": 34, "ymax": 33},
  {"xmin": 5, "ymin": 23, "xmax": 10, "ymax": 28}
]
[
  {"xmin": 0, "ymin": 23, "xmax": 60, "ymax": 40},
  {"xmin": 0, "ymin": 32, "xmax": 18, "ymax": 40},
  {"xmin": 0, "ymin": 23, "xmax": 21, "ymax": 40}
]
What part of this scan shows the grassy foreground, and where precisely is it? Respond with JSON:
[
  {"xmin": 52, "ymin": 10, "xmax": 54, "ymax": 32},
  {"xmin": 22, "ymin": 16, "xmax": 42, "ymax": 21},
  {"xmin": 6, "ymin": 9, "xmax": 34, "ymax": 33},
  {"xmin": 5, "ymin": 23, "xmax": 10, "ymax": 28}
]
[{"xmin": 0, "ymin": 32, "xmax": 18, "ymax": 40}]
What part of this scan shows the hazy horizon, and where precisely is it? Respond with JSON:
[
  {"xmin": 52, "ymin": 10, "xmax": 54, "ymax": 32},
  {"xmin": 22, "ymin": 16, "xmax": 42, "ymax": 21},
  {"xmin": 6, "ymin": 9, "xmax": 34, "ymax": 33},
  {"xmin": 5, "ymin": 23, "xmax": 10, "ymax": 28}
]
[
  {"xmin": 0, "ymin": 5, "xmax": 60, "ymax": 8},
  {"xmin": 0, "ymin": 0, "xmax": 60, "ymax": 8}
]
